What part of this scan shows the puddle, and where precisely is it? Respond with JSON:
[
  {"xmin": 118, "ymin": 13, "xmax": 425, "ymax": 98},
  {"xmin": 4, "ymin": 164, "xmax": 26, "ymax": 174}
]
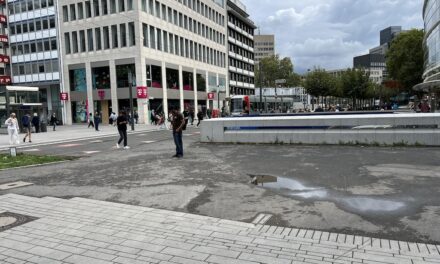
[{"xmin": 250, "ymin": 175, "xmax": 407, "ymax": 214}]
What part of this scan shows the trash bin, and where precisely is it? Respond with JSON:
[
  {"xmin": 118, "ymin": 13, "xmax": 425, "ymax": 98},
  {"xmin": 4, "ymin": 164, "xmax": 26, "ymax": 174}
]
[{"xmin": 40, "ymin": 122, "xmax": 47, "ymax": 133}]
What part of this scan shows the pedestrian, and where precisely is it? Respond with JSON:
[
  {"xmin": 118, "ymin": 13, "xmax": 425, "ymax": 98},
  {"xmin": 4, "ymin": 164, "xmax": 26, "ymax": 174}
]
[
  {"xmin": 189, "ymin": 108, "xmax": 195, "ymax": 126},
  {"xmin": 109, "ymin": 112, "xmax": 116, "ymax": 125},
  {"xmin": 31, "ymin": 113, "xmax": 40, "ymax": 133},
  {"xmin": 419, "ymin": 100, "xmax": 431, "ymax": 113},
  {"xmin": 94, "ymin": 111, "xmax": 101, "ymax": 131},
  {"xmin": 197, "ymin": 110, "xmax": 204, "ymax": 127},
  {"xmin": 134, "ymin": 111, "xmax": 139, "ymax": 124},
  {"xmin": 5, "ymin": 113, "xmax": 20, "ymax": 145},
  {"xmin": 116, "ymin": 111, "xmax": 130, "ymax": 149},
  {"xmin": 207, "ymin": 108, "xmax": 212, "ymax": 119},
  {"xmin": 50, "ymin": 113, "xmax": 58, "ymax": 131},
  {"xmin": 183, "ymin": 107, "xmax": 189, "ymax": 128},
  {"xmin": 171, "ymin": 107, "xmax": 185, "ymax": 158},
  {"xmin": 21, "ymin": 112, "xmax": 32, "ymax": 143},
  {"xmin": 88, "ymin": 113, "xmax": 95, "ymax": 128}
]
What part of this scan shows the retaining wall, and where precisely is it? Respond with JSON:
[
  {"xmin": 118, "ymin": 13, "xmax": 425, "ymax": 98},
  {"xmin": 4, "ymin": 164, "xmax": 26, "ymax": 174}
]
[{"xmin": 200, "ymin": 113, "xmax": 440, "ymax": 146}]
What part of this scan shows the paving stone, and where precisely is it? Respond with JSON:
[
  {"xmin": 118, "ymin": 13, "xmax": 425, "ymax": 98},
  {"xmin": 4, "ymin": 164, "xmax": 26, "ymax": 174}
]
[
  {"xmin": 239, "ymin": 252, "xmax": 292, "ymax": 264},
  {"xmin": 27, "ymin": 255, "xmax": 64, "ymax": 264},
  {"xmin": 161, "ymin": 247, "xmax": 209, "ymax": 261},
  {"xmin": 27, "ymin": 246, "xmax": 72, "ymax": 261},
  {"xmin": 193, "ymin": 245, "xmax": 241, "ymax": 258},
  {"xmin": 207, "ymin": 255, "xmax": 259, "ymax": 264},
  {"xmin": 63, "ymin": 254, "xmax": 113, "ymax": 264}
]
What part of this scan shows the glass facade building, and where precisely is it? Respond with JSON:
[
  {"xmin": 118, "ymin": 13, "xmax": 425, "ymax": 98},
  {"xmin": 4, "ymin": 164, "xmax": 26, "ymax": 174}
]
[{"xmin": 423, "ymin": 0, "xmax": 440, "ymax": 82}]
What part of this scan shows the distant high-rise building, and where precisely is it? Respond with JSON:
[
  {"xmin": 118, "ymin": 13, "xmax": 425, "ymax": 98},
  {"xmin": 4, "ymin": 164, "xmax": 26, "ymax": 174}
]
[
  {"xmin": 353, "ymin": 26, "xmax": 403, "ymax": 84},
  {"xmin": 254, "ymin": 34, "xmax": 275, "ymax": 63},
  {"xmin": 227, "ymin": 0, "xmax": 256, "ymax": 95}
]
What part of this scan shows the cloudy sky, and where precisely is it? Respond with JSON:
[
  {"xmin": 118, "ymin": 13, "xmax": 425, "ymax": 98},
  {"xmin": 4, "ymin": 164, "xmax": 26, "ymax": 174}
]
[{"xmin": 240, "ymin": 0, "xmax": 424, "ymax": 73}]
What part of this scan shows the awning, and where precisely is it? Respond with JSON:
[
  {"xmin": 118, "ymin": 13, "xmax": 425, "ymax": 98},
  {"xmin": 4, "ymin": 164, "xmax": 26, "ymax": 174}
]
[
  {"xmin": 6, "ymin": 86, "xmax": 39, "ymax": 92},
  {"xmin": 413, "ymin": 80, "xmax": 440, "ymax": 92}
]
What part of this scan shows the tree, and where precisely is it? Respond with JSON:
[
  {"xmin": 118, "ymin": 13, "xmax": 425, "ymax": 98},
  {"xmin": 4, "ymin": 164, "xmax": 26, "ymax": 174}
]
[
  {"xmin": 386, "ymin": 29, "xmax": 424, "ymax": 93},
  {"xmin": 304, "ymin": 68, "xmax": 337, "ymax": 108},
  {"xmin": 255, "ymin": 55, "xmax": 301, "ymax": 88},
  {"xmin": 339, "ymin": 68, "xmax": 371, "ymax": 109}
]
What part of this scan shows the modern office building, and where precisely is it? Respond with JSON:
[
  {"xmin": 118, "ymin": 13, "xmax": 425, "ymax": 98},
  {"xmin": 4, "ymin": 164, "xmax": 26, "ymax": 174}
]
[
  {"xmin": 422, "ymin": 0, "xmax": 440, "ymax": 84},
  {"xmin": 8, "ymin": 0, "xmax": 62, "ymax": 122},
  {"xmin": 254, "ymin": 34, "xmax": 274, "ymax": 63},
  {"xmin": 58, "ymin": 0, "xmax": 228, "ymax": 125},
  {"xmin": 0, "ymin": 0, "xmax": 11, "ymax": 123},
  {"xmin": 227, "ymin": 0, "xmax": 255, "ymax": 95},
  {"xmin": 353, "ymin": 26, "xmax": 402, "ymax": 84}
]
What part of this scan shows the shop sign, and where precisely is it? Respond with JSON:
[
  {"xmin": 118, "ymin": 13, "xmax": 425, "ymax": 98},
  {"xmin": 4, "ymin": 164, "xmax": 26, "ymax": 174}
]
[
  {"xmin": 0, "ymin": 35, "xmax": 8, "ymax": 43},
  {"xmin": 207, "ymin": 92, "xmax": 215, "ymax": 100},
  {"xmin": 60, "ymin": 92, "xmax": 69, "ymax": 101},
  {"xmin": 0, "ymin": 15, "xmax": 6, "ymax": 24},
  {"xmin": 0, "ymin": 55, "xmax": 10, "ymax": 63},
  {"xmin": 0, "ymin": 75, "xmax": 11, "ymax": 84},
  {"xmin": 98, "ymin": 90, "xmax": 105, "ymax": 100},
  {"xmin": 136, "ymin": 86, "xmax": 148, "ymax": 99}
]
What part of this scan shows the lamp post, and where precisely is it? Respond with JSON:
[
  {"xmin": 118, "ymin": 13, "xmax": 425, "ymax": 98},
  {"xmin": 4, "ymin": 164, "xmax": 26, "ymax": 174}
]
[{"xmin": 128, "ymin": 70, "xmax": 135, "ymax": 131}]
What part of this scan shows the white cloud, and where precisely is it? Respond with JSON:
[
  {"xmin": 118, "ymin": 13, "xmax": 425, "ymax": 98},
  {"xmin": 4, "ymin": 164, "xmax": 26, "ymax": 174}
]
[{"xmin": 241, "ymin": 0, "xmax": 423, "ymax": 73}]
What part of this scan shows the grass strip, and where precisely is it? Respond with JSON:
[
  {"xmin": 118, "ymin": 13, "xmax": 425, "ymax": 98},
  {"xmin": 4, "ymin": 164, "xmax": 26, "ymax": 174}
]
[{"xmin": 0, "ymin": 153, "xmax": 72, "ymax": 170}]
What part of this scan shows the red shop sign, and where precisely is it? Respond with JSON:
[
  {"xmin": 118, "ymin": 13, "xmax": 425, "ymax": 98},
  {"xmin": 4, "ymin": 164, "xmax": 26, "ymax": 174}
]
[
  {"xmin": 136, "ymin": 86, "xmax": 148, "ymax": 99},
  {"xmin": 60, "ymin": 92, "xmax": 69, "ymax": 101},
  {"xmin": 0, "ymin": 55, "xmax": 10, "ymax": 64},
  {"xmin": 0, "ymin": 15, "xmax": 7, "ymax": 24},
  {"xmin": 0, "ymin": 75, "xmax": 11, "ymax": 84},
  {"xmin": 0, "ymin": 0, "xmax": 5, "ymax": 5},
  {"xmin": 98, "ymin": 90, "xmax": 105, "ymax": 100},
  {"xmin": 0, "ymin": 35, "xmax": 8, "ymax": 43},
  {"xmin": 207, "ymin": 92, "xmax": 215, "ymax": 100}
]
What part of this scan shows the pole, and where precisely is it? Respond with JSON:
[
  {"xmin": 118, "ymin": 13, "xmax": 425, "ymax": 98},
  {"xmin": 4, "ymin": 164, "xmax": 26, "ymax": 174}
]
[
  {"xmin": 128, "ymin": 71, "xmax": 135, "ymax": 131},
  {"xmin": 259, "ymin": 63, "xmax": 263, "ymax": 113}
]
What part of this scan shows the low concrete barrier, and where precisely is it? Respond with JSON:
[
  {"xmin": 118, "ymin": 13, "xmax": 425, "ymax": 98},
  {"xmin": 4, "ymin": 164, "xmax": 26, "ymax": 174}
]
[{"xmin": 200, "ymin": 113, "xmax": 440, "ymax": 146}]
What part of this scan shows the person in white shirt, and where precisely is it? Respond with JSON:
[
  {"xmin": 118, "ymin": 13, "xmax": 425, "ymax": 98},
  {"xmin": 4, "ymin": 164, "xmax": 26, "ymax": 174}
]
[{"xmin": 5, "ymin": 113, "xmax": 20, "ymax": 145}]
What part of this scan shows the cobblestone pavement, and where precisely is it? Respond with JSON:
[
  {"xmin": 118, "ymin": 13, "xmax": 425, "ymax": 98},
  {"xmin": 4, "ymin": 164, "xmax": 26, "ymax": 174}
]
[{"xmin": 0, "ymin": 194, "xmax": 439, "ymax": 264}]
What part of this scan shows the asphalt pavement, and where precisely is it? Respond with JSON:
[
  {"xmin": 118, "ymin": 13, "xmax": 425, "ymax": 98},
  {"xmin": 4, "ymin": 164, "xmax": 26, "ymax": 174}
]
[{"xmin": 1, "ymin": 127, "xmax": 440, "ymax": 245}]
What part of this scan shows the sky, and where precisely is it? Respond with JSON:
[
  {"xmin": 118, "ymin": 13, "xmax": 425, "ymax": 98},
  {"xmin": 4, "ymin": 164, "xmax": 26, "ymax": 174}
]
[{"xmin": 240, "ymin": 0, "xmax": 424, "ymax": 73}]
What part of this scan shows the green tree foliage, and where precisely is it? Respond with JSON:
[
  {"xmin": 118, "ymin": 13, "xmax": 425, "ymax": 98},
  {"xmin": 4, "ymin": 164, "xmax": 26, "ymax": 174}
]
[
  {"xmin": 339, "ymin": 68, "xmax": 371, "ymax": 100},
  {"xmin": 304, "ymin": 68, "xmax": 337, "ymax": 97},
  {"xmin": 386, "ymin": 29, "xmax": 424, "ymax": 92},
  {"xmin": 255, "ymin": 55, "xmax": 301, "ymax": 87}
]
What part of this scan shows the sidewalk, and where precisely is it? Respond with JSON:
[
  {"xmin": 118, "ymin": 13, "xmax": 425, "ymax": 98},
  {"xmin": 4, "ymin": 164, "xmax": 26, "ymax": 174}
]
[
  {"xmin": 0, "ymin": 124, "xmax": 158, "ymax": 150},
  {"xmin": 0, "ymin": 194, "xmax": 438, "ymax": 264}
]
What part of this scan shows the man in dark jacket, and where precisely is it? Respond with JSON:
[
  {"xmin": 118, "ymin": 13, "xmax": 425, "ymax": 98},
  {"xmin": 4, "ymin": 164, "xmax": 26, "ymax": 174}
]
[
  {"xmin": 22, "ymin": 113, "xmax": 32, "ymax": 143},
  {"xmin": 171, "ymin": 107, "xmax": 185, "ymax": 158},
  {"xmin": 31, "ymin": 113, "xmax": 40, "ymax": 133}
]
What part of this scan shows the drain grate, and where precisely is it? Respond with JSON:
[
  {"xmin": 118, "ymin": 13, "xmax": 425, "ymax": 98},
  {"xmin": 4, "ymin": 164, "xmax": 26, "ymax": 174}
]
[
  {"xmin": 0, "ymin": 212, "xmax": 38, "ymax": 232},
  {"xmin": 0, "ymin": 181, "xmax": 34, "ymax": 190},
  {"xmin": 252, "ymin": 213, "xmax": 273, "ymax": 225}
]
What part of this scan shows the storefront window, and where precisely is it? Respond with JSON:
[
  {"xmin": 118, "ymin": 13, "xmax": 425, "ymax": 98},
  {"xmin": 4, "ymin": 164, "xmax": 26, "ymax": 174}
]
[
  {"xmin": 149, "ymin": 65, "xmax": 162, "ymax": 88},
  {"xmin": 71, "ymin": 101, "xmax": 87, "ymax": 123},
  {"xmin": 116, "ymin": 64, "xmax": 136, "ymax": 88},
  {"xmin": 69, "ymin": 68, "xmax": 87, "ymax": 92},
  {"xmin": 197, "ymin": 74, "xmax": 206, "ymax": 92},
  {"xmin": 183, "ymin": 71, "xmax": 193, "ymax": 91},
  {"xmin": 166, "ymin": 68, "xmax": 179, "ymax": 89},
  {"xmin": 92, "ymin": 66, "xmax": 111, "ymax": 89}
]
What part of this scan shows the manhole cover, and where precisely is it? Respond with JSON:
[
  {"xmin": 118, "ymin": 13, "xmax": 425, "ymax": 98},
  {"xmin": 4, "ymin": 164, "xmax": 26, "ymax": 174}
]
[{"xmin": 0, "ymin": 212, "xmax": 37, "ymax": 232}]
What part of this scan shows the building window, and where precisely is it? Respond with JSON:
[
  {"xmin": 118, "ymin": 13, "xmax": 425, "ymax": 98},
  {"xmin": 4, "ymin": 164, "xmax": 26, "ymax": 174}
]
[
  {"xmin": 95, "ymin": 28, "xmax": 102, "ymax": 50},
  {"xmin": 63, "ymin": 6, "xmax": 69, "ymax": 22},
  {"xmin": 87, "ymin": 29, "xmax": 94, "ymax": 51},
  {"xmin": 93, "ymin": 0, "xmax": 100, "ymax": 16},
  {"xmin": 116, "ymin": 64, "xmax": 136, "ymax": 88},
  {"xmin": 72, "ymin": 31, "xmax": 78, "ymax": 53},
  {"xmin": 156, "ymin": 28, "xmax": 162, "ymax": 51},
  {"xmin": 111, "ymin": 25, "xmax": 118, "ymax": 48},
  {"xmin": 118, "ymin": 0, "xmax": 125, "ymax": 12},
  {"xmin": 110, "ymin": 0, "xmax": 116, "ymax": 13},
  {"xmin": 92, "ymin": 66, "xmax": 111, "ymax": 89},
  {"xmin": 127, "ymin": 0, "xmax": 133, "ymax": 10},
  {"xmin": 64, "ymin": 33, "xmax": 71, "ymax": 54},
  {"xmin": 101, "ymin": 0, "xmax": 108, "ymax": 15},
  {"xmin": 128, "ymin": 22, "xmax": 135, "ymax": 46},
  {"xmin": 120, "ymin": 24, "xmax": 127, "ymax": 47},
  {"xmin": 70, "ymin": 4, "xmax": 76, "ymax": 21},
  {"xmin": 85, "ymin": 1, "xmax": 92, "ymax": 18},
  {"xmin": 79, "ymin": 30, "xmax": 86, "ymax": 52},
  {"xmin": 142, "ymin": 23, "xmax": 149, "ymax": 47},
  {"xmin": 103, "ymin": 26, "xmax": 110, "ymax": 49}
]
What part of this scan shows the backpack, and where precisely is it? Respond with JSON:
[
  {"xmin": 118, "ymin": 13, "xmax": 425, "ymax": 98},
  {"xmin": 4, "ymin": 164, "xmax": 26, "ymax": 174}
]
[{"xmin": 22, "ymin": 115, "xmax": 30, "ymax": 126}]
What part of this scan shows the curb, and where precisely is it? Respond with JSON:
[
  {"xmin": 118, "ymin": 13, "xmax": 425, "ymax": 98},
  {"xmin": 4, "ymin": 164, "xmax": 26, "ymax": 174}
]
[{"xmin": 0, "ymin": 129, "xmax": 160, "ymax": 151}]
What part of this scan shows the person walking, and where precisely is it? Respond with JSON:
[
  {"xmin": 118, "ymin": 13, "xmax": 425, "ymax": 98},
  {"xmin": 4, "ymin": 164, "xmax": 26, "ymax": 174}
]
[
  {"xmin": 5, "ymin": 113, "xmax": 20, "ymax": 145},
  {"xmin": 116, "ymin": 111, "xmax": 130, "ymax": 149},
  {"xmin": 171, "ymin": 107, "xmax": 185, "ymax": 158},
  {"xmin": 21, "ymin": 113, "xmax": 32, "ymax": 143},
  {"xmin": 94, "ymin": 111, "xmax": 101, "ymax": 131},
  {"xmin": 88, "ymin": 113, "xmax": 95, "ymax": 128},
  {"xmin": 134, "ymin": 111, "xmax": 139, "ymax": 124},
  {"xmin": 197, "ymin": 110, "xmax": 204, "ymax": 127},
  {"xmin": 50, "ymin": 113, "xmax": 58, "ymax": 131},
  {"xmin": 109, "ymin": 112, "xmax": 116, "ymax": 126},
  {"xmin": 189, "ymin": 108, "xmax": 195, "ymax": 126},
  {"xmin": 31, "ymin": 113, "xmax": 40, "ymax": 133}
]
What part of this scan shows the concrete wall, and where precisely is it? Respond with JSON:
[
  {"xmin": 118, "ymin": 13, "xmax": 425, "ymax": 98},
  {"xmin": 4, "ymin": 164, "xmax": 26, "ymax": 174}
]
[{"xmin": 200, "ymin": 113, "xmax": 440, "ymax": 146}]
